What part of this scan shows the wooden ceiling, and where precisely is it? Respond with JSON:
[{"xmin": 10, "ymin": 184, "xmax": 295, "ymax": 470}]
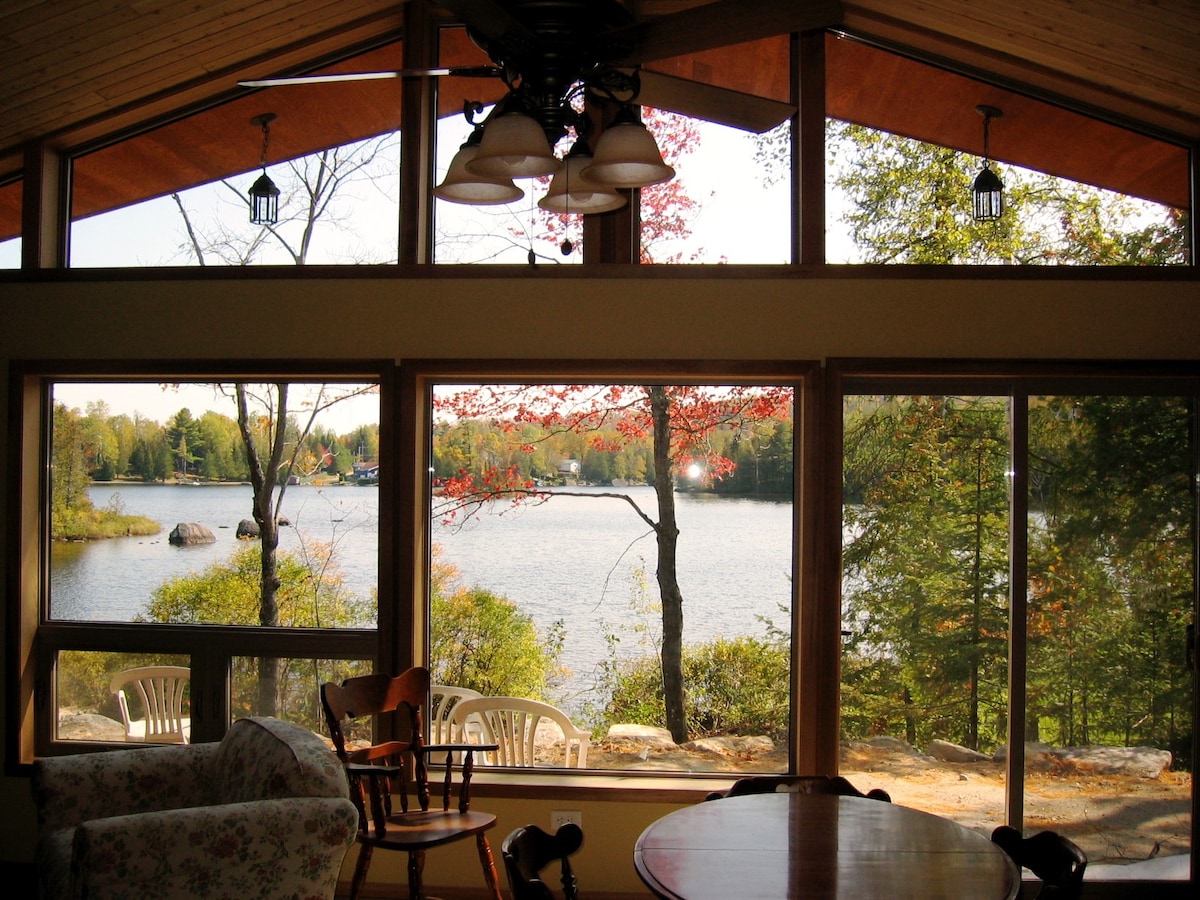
[{"xmin": 0, "ymin": 0, "xmax": 1196, "ymax": 238}]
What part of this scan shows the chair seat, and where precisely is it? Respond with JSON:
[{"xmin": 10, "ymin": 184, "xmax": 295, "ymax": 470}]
[{"xmin": 366, "ymin": 809, "xmax": 498, "ymax": 850}]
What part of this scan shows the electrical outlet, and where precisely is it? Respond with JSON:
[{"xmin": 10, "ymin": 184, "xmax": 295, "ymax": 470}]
[{"xmin": 550, "ymin": 809, "xmax": 582, "ymax": 830}]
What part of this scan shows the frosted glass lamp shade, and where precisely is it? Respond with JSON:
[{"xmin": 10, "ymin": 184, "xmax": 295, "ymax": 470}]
[
  {"xmin": 434, "ymin": 143, "xmax": 524, "ymax": 205},
  {"xmin": 467, "ymin": 112, "xmax": 563, "ymax": 179},
  {"xmin": 581, "ymin": 116, "xmax": 674, "ymax": 189},
  {"xmin": 538, "ymin": 151, "xmax": 627, "ymax": 214}
]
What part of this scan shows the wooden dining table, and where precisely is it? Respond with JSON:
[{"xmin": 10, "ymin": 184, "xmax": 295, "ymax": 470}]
[{"xmin": 633, "ymin": 792, "xmax": 1020, "ymax": 900}]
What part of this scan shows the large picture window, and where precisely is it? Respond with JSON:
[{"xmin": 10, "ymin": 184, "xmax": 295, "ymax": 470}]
[
  {"xmin": 10, "ymin": 364, "xmax": 386, "ymax": 760},
  {"xmin": 837, "ymin": 367, "xmax": 1197, "ymax": 879},
  {"xmin": 415, "ymin": 364, "xmax": 807, "ymax": 774}
]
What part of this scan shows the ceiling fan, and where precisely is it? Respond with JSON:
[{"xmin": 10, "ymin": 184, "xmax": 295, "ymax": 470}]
[
  {"xmin": 239, "ymin": 1, "xmax": 843, "ymax": 214},
  {"xmin": 239, "ymin": 0, "xmax": 844, "ymax": 134}
]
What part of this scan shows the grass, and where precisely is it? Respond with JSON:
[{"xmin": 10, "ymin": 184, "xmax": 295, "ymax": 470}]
[{"xmin": 53, "ymin": 508, "xmax": 160, "ymax": 541}]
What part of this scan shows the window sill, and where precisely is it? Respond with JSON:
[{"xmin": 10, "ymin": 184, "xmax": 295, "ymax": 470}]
[{"xmin": 465, "ymin": 768, "xmax": 734, "ymax": 803}]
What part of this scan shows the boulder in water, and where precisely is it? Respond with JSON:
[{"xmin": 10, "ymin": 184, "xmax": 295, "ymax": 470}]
[{"xmin": 169, "ymin": 522, "xmax": 216, "ymax": 545}]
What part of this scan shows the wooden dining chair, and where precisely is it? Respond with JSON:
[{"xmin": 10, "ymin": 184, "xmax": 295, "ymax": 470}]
[
  {"xmin": 706, "ymin": 774, "xmax": 892, "ymax": 802},
  {"xmin": 502, "ymin": 822, "xmax": 584, "ymax": 900},
  {"xmin": 991, "ymin": 826, "xmax": 1087, "ymax": 899},
  {"xmin": 320, "ymin": 668, "xmax": 504, "ymax": 900}
]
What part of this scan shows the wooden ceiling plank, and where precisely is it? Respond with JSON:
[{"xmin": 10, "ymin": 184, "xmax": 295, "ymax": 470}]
[
  {"xmin": 1079, "ymin": 0, "xmax": 1200, "ymax": 33},
  {"xmin": 4, "ymin": 1, "xmax": 387, "ymax": 97},
  {"xmin": 844, "ymin": 1, "xmax": 1199, "ymax": 115},
  {"xmin": 2, "ymin": 0, "xmax": 380, "ymax": 86},
  {"xmin": 856, "ymin": 0, "xmax": 1195, "ymax": 71},
  {"xmin": 880, "ymin": 0, "xmax": 1199, "ymax": 81},
  {"xmin": 622, "ymin": 0, "xmax": 845, "ymax": 64},
  {"xmin": 0, "ymin": 0, "xmax": 51, "ymax": 20},
  {"xmin": 0, "ymin": 5, "xmax": 402, "ymax": 162},
  {"xmin": 1, "ymin": 0, "xmax": 129, "ymax": 41},
  {"xmin": 95, "ymin": 35, "xmax": 404, "ymax": 115},
  {"xmin": 2, "ymin": 1, "xmax": 394, "ymax": 122},
  {"xmin": 839, "ymin": 6, "xmax": 1200, "ymax": 140},
  {"xmin": 959, "ymin": 1, "xmax": 1198, "ymax": 78}
]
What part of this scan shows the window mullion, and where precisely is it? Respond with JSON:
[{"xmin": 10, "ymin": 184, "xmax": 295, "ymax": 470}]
[{"xmin": 1005, "ymin": 390, "xmax": 1029, "ymax": 829}]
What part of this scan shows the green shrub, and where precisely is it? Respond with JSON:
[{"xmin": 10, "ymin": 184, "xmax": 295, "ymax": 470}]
[
  {"xmin": 143, "ymin": 542, "xmax": 369, "ymax": 627},
  {"xmin": 605, "ymin": 635, "xmax": 790, "ymax": 742},
  {"xmin": 430, "ymin": 586, "xmax": 562, "ymax": 699},
  {"xmin": 57, "ymin": 543, "xmax": 372, "ymax": 734}
]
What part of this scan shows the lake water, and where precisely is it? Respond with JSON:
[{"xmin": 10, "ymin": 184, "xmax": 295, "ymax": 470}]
[{"xmin": 54, "ymin": 483, "xmax": 794, "ymax": 705}]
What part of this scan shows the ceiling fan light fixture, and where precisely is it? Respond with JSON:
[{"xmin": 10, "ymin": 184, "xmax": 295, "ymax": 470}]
[
  {"xmin": 539, "ymin": 143, "xmax": 627, "ymax": 215},
  {"xmin": 581, "ymin": 106, "xmax": 674, "ymax": 190},
  {"xmin": 435, "ymin": 134, "xmax": 524, "ymax": 205},
  {"xmin": 467, "ymin": 110, "xmax": 563, "ymax": 179}
]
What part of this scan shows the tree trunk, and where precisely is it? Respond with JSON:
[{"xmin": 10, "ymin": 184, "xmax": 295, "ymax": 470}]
[
  {"xmin": 968, "ymin": 443, "xmax": 983, "ymax": 751},
  {"xmin": 236, "ymin": 383, "xmax": 288, "ymax": 717},
  {"xmin": 648, "ymin": 387, "xmax": 688, "ymax": 743}
]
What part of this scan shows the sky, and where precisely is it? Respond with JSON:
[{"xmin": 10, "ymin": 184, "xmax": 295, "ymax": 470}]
[
  {"xmin": 0, "ymin": 104, "xmax": 1181, "ymax": 271},
  {"xmin": 52, "ymin": 381, "xmax": 382, "ymax": 435},
  {"xmin": 2, "ymin": 110, "xmax": 822, "ymax": 271}
]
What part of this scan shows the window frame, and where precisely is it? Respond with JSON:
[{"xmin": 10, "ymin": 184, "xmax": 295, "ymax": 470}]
[
  {"xmin": 399, "ymin": 358, "xmax": 821, "ymax": 778},
  {"xmin": 827, "ymin": 357, "xmax": 1200, "ymax": 879},
  {"xmin": 10, "ymin": 351, "xmax": 1196, "ymax": 869},
  {"xmin": 5, "ymin": 359, "xmax": 392, "ymax": 766}
]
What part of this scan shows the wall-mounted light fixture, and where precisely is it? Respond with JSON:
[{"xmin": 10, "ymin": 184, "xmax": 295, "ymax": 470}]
[{"xmin": 248, "ymin": 113, "xmax": 280, "ymax": 225}]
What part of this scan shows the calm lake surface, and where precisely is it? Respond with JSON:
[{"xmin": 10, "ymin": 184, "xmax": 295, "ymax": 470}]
[{"xmin": 54, "ymin": 483, "xmax": 794, "ymax": 705}]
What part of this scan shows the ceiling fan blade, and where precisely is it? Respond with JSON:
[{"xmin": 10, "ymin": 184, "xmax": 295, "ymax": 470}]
[
  {"xmin": 239, "ymin": 66, "xmax": 501, "ymax": 88},
  {"xmin": 633, "ymin": 70, "xmax": 795, "ymax": 133},
  {"xmin": 618, "ymin": 0, "xmax": 845, "ymax": 65},
  {"xmin": 436, "ymin": 0, "xmax": 536, "ymax": 44}
]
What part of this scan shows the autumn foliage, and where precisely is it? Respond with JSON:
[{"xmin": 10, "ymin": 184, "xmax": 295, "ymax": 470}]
[{"xmin": 433, "ymin": 381, "xmax": 793, "ymax": 741}]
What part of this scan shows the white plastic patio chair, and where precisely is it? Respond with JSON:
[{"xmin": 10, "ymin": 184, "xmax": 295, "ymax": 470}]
[
  {"xmin": 450, "ymin": 696, "xmax": 590, "ymax": 769},
  {"xmin": 109, "ymin": 665, "xmax": 190, "ymax": 744},
  {"xmin": 430, "ymin": 684, "xmax": 484, "ymax": 744}
]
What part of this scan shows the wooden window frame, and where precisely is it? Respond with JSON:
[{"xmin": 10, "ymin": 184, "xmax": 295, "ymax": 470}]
[{"xmin": 5, "ymin": 359, "xmax": 392, "ymax": 767}]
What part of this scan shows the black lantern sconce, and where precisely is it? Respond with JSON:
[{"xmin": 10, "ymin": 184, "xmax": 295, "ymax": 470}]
[
  {"xmin": 248, "ymin": 113, "xmax": 280, "ymax": 225},
  {"xmin": 972, "ymin": 105, "xmax": 1004, "ymax": 221}
]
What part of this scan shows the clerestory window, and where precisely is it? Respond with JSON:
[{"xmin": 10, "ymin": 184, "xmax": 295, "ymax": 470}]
[{"xmin": 0, "ymin": 176, "xmax": 19, "ymax": 268}]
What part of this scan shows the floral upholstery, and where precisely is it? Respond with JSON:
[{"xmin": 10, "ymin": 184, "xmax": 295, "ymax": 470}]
[{"xmin": 32, "ymin": 716, "xmax": 359, "ymax": 900}]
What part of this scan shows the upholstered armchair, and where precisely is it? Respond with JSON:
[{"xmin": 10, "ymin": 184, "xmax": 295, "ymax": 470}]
[{"xmin": 31, "ymin": 716, "xmax": 359, "ymax": 900}]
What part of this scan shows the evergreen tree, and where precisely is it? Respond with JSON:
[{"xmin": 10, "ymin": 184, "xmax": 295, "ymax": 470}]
[
  {"xmin": 843, "ymin": 396, "xmax": 1010, "ymax": 750},
  {"xmin": 51, "ymin": 402, "xmax": 95, "ymax": 521},
  {"xmin": 165, "ymin": 408, "xmax": 204, "ymax": 479}
]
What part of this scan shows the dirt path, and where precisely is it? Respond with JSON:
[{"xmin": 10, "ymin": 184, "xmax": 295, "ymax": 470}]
[
  {"xmin": 839, "ymin": 745, "xmax": 1191, "ymax": 866},
  {"xmin": 585, "ymin": 730, "xmax": 1191, "ymax": 868}
]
